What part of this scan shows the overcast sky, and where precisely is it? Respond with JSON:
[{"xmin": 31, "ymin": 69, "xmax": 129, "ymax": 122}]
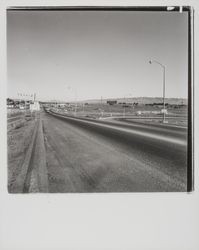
[{"xmin": 7, "ymin": 10, "xmax": 188, "ymax": 101}]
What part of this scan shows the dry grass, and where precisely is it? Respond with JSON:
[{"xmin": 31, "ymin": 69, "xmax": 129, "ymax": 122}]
[
  {"xmin": 7, "ymin": 118, "xmax": 36, "ymax": 191},
  {"xmin": 52, "ymin": 104, "xmax": 188, "ymax": 126},
  {"xmin": 125, "ymin": 118, "xmax": 188, "ymax": 127}
]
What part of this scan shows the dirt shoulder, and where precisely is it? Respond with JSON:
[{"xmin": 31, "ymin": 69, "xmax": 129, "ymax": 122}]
[{"xmin": 7, "ymin": 112, "xmax": 38, "ymax": 192}]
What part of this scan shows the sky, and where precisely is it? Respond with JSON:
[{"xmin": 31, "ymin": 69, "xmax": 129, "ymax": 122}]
[{"xmin": 7, "ymin": 10, "xmax": 188, "ymax": 101}]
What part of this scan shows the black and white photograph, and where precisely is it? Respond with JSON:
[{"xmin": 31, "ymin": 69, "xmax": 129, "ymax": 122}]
[
  {"xmin": 1, "ymin": 2, "xmax": 199, "ymax": 250},
  {"xmin": 7, "ymin": 7, "xmax": 192, "ymax": 193}
]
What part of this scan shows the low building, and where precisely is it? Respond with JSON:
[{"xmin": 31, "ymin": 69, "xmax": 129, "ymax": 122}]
[
  {"xmin": 161, "ymin": 109, "xmax": 168, "ymax": 114},
  {"xmin": 136, "ymin": 110, "xmax": 167, "ymax": 115},
  {"xmin": 30, "ymin": 101, "xmax": 40, "ymax": 111},
  {"xmin": 7, "ymin": 104, "xmax": 14, "ymax": 109}
]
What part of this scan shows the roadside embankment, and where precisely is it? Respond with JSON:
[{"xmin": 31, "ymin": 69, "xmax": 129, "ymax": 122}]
[{"xmin": 8, "ymin": 112, "xmax": 48, "ymax": 193}]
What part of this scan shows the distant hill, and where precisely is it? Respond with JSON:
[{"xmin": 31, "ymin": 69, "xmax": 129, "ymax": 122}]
[
  {"xmin": 83, "ymin": 97, "xmax": 188, "ymax": 105},
  {"xmin": 39, "ymin": 97, "xmax": 188, "ymax": 105}
]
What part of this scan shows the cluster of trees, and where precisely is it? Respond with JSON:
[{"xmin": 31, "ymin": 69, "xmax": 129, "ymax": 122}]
[
  {"xmin": 7, "ymin": 98, "xmax": 32, "ymax": 108},
  {"xmin": 118, "ymin": 102, "xmax": 139, "ymax": 106},
  {"xmin": 145, "ymin": 102, "xmax": 169, "ymax": 106},
  {"xmin": 145, "ymin": 102, "xmax": 187, "ymax": 107}
]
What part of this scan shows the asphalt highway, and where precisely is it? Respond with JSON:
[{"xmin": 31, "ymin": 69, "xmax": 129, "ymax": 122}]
[{"xmin": 42, "ymin": 110, "xmax": 188, "ymax": 192}]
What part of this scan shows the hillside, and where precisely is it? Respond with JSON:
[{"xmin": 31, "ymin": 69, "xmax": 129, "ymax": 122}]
[{"xmin": 83, "ymin": 97, "xmax": 188, "ymax": 105}]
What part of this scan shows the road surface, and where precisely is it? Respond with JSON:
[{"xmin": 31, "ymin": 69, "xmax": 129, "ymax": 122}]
[{"xmin": 42, "ymin": 110, "xmax": 187, "ymax": 192}]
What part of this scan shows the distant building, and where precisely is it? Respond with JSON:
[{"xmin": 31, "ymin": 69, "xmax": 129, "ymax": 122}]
[
  {"xmin": 58, "ymin": 103, "xmax": 67, "ymax": 108},
  {"xmin": 30, "ymin": 101, "xmax": 40, "ymax": 111},
  {"xmin": 161, "ymin": 109, "xmax": 168, "ymax": 114},
  {"xmin": 7, "ymin": 104, "xmax": 14, "ymax": 109},
  {"xmin": 107, "ymin": 100, "xmax": 117, "ymax": 105},
  {"xmin": 136, "ymin": 110, "xmax": 166, "ymax": 115},
  {"xmin": 19, "ymin": 105, "xmax": 25, "ymax": 110}
]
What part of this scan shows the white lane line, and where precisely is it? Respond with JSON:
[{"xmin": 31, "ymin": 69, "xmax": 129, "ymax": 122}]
[{"xmin": 50, "ymin": 112, "xmax": 187, "ymax": 146}]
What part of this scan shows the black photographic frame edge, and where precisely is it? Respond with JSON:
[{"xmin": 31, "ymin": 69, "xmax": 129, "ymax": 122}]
[{"xmin": 6, "ymin": 5, "xmax": 194, "ymax": 192}]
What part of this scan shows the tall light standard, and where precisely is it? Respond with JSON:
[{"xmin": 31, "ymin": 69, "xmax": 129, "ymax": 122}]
[{"xmin": 149, "ymin": 59, "xmax": 166, "ymax": 123}]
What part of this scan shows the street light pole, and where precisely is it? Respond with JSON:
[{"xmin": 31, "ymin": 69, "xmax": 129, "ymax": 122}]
[
  {"xmin": 162, "ymin": 65, "xmax": 166, "ymax": 123},
  {"xmin": 149, "ymin": 59, "xmax": 166, "ymax": 123}
]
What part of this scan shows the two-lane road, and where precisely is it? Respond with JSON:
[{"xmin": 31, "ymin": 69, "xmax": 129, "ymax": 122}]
[{"xmin": 42, "ymin": 110, "xmax": 187, "ymax": 192}]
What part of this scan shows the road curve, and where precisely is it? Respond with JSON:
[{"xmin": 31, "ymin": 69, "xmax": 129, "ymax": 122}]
[{"xmin": 42, "ymin": 110, "xmax": 188, "ymax": 192}]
